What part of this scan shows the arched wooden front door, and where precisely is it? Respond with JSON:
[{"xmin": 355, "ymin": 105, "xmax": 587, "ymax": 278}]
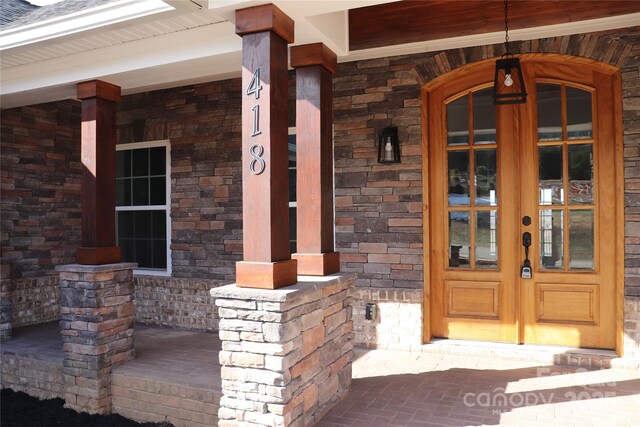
[{"xmin": 423, "ymin": 56, "xmax": 623, "ymax": 349}]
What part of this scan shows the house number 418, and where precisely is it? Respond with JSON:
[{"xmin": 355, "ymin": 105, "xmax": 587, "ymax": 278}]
[{"xmin": 247, "ymin": 68, "xmax": 265, "ymax": 175}]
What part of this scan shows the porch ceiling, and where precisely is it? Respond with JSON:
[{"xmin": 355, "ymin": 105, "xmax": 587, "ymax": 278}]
[
  {"xmin": 1, "ymin": 0, "xmax": 639, "ymax": 109},
  {"xmin": 349, "ymin": 0, "xmax": 640, "ymax": 51}
]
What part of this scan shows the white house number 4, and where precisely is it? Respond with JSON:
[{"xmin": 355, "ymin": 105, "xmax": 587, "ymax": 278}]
[{"xmin": 247, "ymin": 68, "xmax": 265, "ymax": 175}]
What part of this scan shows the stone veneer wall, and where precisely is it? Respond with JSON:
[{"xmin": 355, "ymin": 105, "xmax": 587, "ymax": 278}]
[
  {"xmin": 619, "ymin": 29, "xmax": 640, "ymax": 361},
  {"xmin": 134, "ymin": 276, "xmax": 225, "ymax": 331},
  {"xmin": 0, "ymin": 100, "xmax": 82, "ymax": 279},
  {"xmin": 333, "ymin": 57, "xmax": 423, "ymax": 289},
  {"xmin": 117, "ymin": 81, "xmax": 243, "ymax": 280}
]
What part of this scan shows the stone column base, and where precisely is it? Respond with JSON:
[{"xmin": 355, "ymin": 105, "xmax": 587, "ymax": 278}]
[
  {"xmin": 56, "ymin": 263, "xmax": 136, "ymax": 414},
  {"xmin": 211, "ymin": 273, "xmax": 355, "ymax": 426}
]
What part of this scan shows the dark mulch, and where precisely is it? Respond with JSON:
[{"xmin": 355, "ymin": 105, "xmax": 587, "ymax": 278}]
[{"xmin": 1, "ymin": 389, "xmax": 173, "ymax": 427}]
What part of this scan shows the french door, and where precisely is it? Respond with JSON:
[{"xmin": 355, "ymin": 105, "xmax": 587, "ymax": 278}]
[{"xmin": 426, "ymin": 57, "xmax": 621, "ymax": 349}]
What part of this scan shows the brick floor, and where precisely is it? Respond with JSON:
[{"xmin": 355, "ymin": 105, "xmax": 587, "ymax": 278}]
[
  {"xmin": 3, "ymin": 324, "xmax": 640, "ymax": 427},
  {"xmin": 318, "ymin": 348, "xmax": 640, "ymax": 427}
]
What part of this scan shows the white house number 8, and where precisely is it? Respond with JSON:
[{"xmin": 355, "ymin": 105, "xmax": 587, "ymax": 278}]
[{"xmin": 247, "ymin": 68, "xmax": 265, "ymax": 175}]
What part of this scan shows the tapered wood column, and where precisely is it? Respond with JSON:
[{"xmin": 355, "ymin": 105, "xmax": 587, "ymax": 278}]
[
  {"xmin": 235, "ymin": 4, "xmax": 297, "ymax": 289},
  {"xmin": 76, "ymin": 80, "xmax": 121, "ymax": 265},
  {"xmin": 291, "ymin": 43, "xmax": 340, "ymax": 276}
]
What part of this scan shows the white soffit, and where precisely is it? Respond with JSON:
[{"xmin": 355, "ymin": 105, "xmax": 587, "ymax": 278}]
[
  {"xmin": 1, "ymin": 8, "xmax": 227, "ymax": 68},
  {"xmin": 0, "ymin": 0, "xmax": 176, "ymax": 50}
]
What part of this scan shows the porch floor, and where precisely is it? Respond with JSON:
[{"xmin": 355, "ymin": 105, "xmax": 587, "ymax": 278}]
[{"xmin": 2, "ymin": 324, "xmax": 640, "ymax": 426}]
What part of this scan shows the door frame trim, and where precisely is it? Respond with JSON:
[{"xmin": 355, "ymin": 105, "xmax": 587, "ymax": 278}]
[{"xmin": 420, "ymin": 53, "xmax": 624, "ymax": 355}]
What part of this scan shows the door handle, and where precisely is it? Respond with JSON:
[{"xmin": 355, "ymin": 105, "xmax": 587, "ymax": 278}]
[{"xmin": 522, "ymin": 232, "xmax": 532, "ymax": 279}]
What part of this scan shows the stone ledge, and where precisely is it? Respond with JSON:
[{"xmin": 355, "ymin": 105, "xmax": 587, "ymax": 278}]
[
  {"xmin": 210, "ymin": 273, "xmax": 356, "ymax": 302},
  {"xmin": 56, "ymin": 263, "xmax": 137, "ymax": 273}
]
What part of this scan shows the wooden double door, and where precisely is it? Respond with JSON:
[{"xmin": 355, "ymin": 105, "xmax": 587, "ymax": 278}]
[{"xmin": 426, "ymin": 57, "xmax": 621, "ymax": 349}]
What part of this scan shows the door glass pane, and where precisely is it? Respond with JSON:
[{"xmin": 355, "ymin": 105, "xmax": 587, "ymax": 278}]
[
  {"xmin": 475, "ymin": 149, "xmax": 497, "ymax": 206},
  {"xmin": 449, "ymin": 211, "xmax": 469, "ymax": 267},
  {"xmin": 539, "ymin": 210, "xmax": 564, "ymax": 270},
  {"xmin": 473, "ymin": 88, "xmax": 496, "ymax": 144},
  {"xmin": 569, "ymin": 210, "xmax": 594, "ymax": 270},
  {"xmin": 539, "ymin": 146, "xmax": 564, "ymax": 205},
  {"xmin": 448, "ymin": 151, "xmax": 469, "ymax": 205},
  {"xmin": 568, "ymin": 144, "xmax": 593, "ymax": 204},
  {"xmin": 447, "ymin": 96, "xmax": 469, "ymax": 146},
  {"xmin": 567, "ymin": 87, "xmax": 592, "ymax": 140},
  {"xmin": 537, "ymin": 84, "xmax": 562, "ymax": 141},
  {"xmin": 476, "ymin": 210, "xmax": 498, "ymax": 269}
]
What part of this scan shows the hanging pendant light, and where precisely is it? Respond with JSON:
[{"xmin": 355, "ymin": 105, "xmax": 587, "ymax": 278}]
[{"xmin": 493, "ymin": 0, "xmax": 527, "ymax": 105}]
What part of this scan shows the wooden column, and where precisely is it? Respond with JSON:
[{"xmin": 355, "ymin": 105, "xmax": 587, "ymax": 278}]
[
  {"xmin": 76, "ymin": 80, "xmax": 121, "ymax": 265},
  {"xmin": 235, "ymin": 4, "xmax": 297, "ymax": 289},
  {"xmin": 291, "ymin": 43, "xmax": 340, "ymax": 275}
]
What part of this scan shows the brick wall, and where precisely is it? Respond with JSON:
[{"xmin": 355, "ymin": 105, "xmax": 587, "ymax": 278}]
[
  {"xmin": 351, "ymin": 287, "xmax": 422, "ymax": 350},
  {"xmin": 0, "ymin": 352, "xmax": 64, "ymax": 400},
  {"xmin": 134, "ymin": 276, "xmax": 225, "ymax": 331},
  {"xmin": 12, "ymin": 275, "xmax": 59, "ymax": 327},
  {"xmin": 0, "ymin": 100, "xmax": 81, "ymax": 279},
  {"xmin": 117, "ymin": 81, "xmax": 243, "ymax": 280}
]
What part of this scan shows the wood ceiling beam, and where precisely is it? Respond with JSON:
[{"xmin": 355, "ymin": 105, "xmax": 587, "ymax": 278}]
[{"xmin": 349, "ymin": 1, "xmax": 640, "ymax": 51}]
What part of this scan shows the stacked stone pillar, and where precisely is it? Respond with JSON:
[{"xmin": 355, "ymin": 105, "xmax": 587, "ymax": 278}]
[
  {"xmin": 57, "ymin": 263, "xmax": 136, "ymax": 414},
  {"xmin": 211, "ymin": 274, "xmax": 355, "ymax": 426}
]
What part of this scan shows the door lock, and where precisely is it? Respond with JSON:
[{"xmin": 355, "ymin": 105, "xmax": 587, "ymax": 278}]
[{"xmin": 521, "ymin": 231, "xmax": 532, "ymax": 279}]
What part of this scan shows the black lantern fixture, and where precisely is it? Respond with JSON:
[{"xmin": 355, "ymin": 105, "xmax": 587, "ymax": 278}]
[
  {"xmin": 377, "ymin": 127, "xmax": 400, "ymax": 163},
  {"xmin": 493, "ymin": 0, "xmax": 527, "ymax": 105}
]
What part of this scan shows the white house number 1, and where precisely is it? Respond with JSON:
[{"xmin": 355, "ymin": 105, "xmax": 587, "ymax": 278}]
[{"xmin": 247, "ymin": 68, "xmax": 265, "ymax": 175}]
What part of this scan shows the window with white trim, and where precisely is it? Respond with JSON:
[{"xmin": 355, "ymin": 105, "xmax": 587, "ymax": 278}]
[{"xmin": 116, "ymin": 140, "xmax": 171, "ymax": 275}]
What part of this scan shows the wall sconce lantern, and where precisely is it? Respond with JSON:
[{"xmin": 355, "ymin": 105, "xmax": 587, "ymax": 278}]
[
  {"xmin": 493, "ymin": 0, "xmax": 527, "ymax": 105},
  {"xmin": 377, "ymin": 127, "xmax": 400, "ymax": 163}
]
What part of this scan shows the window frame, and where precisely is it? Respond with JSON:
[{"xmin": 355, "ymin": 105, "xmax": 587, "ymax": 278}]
[{"xmin": 115, "ymin": 139, "xmax": 172, "ymax": 276}]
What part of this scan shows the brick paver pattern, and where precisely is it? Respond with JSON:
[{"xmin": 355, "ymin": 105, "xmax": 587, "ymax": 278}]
[{"xmin": 318, "ymin": 349, "xmax": 640, "ymax": 427}]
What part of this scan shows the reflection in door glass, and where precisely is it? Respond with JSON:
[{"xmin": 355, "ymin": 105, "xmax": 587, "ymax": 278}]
[
  {"xmin": 539, "ymin": 146, "xmax": 564, "ymax": 205},
  {"xmin": 569, "ymin": 144, "xmax": 594, "ymax": 204},
  {"xmin": 447, "ymin": 96, "xmax": 469, "ymax": 146},
  {"xmin": 473, "ymin": 88, "xmax": 496, "ymax": 144},
  {"xmin": 449, "ymin": 211, "xmax": 469, "ymax": 267},
  {"xmin": 537, "ymin": 84, "xmax": 562, "ymax": 141},
  {"xmin": 567, "ymin": 87, "xmax": 593, "ymax": 140},
  {"xmin": 539, "ymin": 210, "xmax": 564, "ymax": 270},
  {"xmin": 476, "ymin": 211, "xmax": 498, "ymax": 269},
  {"xmin": 569, "ymin": 210, "xmax": 594, "ymax": 270},
  {"xmin": 448, "ymin": 151, "xmax": 469, "ymax": 205},
  {"xmin": 475, "ymin": 149, "xmax": 497, "ymax": 206}
]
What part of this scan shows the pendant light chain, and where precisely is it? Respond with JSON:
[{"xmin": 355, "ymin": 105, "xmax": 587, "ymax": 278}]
[{"xmin": 504, "ymin": 0, "xmax": 510, "ymax": 55}]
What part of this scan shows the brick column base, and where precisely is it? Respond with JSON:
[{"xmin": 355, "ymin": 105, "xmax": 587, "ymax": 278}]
[
  {"xmin": 1, "ymin": 260, "xmax": 14, "ymax": 341},
  {"xmin": 211, "ymin": 274, "xmax": 355, "ymax": 426},
  {"xmin": 56, "ymin": 263, "xmax": 136, "ymax": 414}
]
